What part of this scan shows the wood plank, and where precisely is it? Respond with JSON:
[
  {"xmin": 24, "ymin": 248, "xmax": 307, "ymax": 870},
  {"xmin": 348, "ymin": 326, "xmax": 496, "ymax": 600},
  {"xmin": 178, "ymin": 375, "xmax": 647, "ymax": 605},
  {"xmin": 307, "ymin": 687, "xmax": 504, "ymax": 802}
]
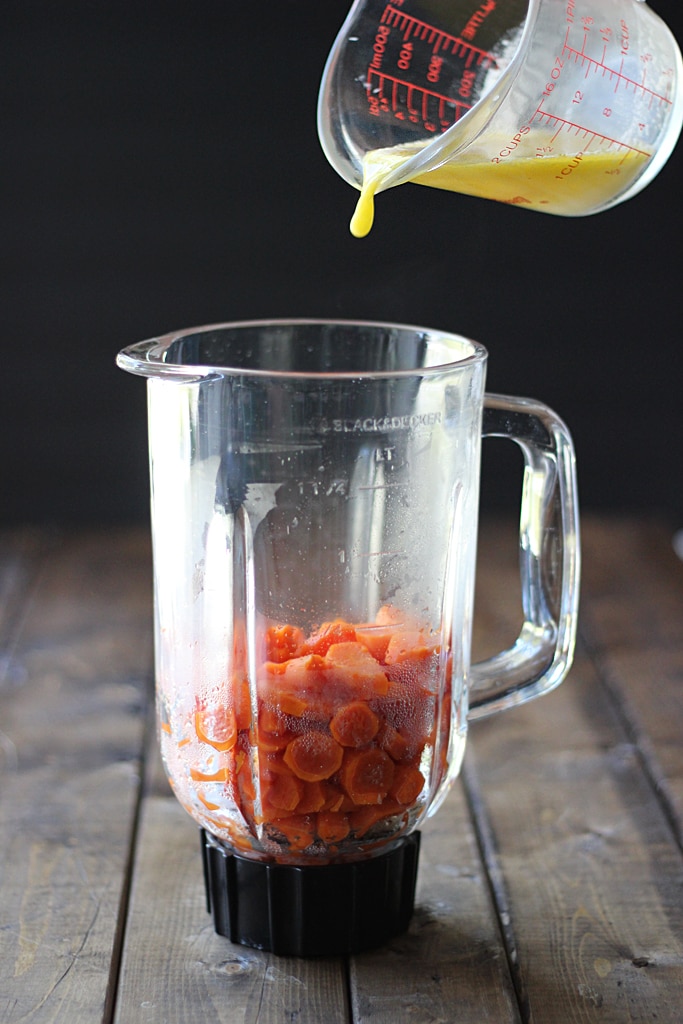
[
  {"xmin": 579, "ymin": 517, "xmax": 683, "ymax": 652},
  {"xmin": 592, "ymin": 647, "xmax": 683, "ymax": 848},
  {"xmin": 465, "ymin": 517, "xmax": 683, "ymax": 1022},
  {"xmin": 578, "ymin": 517, "xmax": 683, "ymax": 847},
  {"xmin": 0, "ymin": 529, "xmax": 153, "ymax": 1024},
  {"xmin": 114, "ymin": 798, "xmax": 350, "ymax": 1024},
  {"xmin": 348, "ymin": 780, "xmax": 521, "ymax": 1024},
  {"xmin": 467, "ymin": 661, "xmax": 683, "ymax": 1023},
  {"xmin": 0, "ymin": 527, "xmax": 54, "ymax": 693}
]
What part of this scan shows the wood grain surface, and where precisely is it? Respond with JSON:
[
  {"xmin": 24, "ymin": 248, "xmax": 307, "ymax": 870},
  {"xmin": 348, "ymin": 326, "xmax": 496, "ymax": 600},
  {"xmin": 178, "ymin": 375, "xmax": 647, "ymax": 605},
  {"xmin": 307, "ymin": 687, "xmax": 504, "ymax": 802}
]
[{"xmin": 1, "ymin": 518, "xmax": 681, "ymax": 1023}]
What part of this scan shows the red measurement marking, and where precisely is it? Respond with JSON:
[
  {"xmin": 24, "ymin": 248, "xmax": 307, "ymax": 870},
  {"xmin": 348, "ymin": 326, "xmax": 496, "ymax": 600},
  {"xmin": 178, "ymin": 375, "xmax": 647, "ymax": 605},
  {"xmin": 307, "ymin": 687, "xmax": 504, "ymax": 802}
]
[
  {"xmin": 380, "ymin": 4, "xmax": 498, "ymax": 71},
  {"xmin": 369, "ymin": 69, "xmax": 471, "ymax": 126},
  {"xmin": 562, "ymin": 27, "xmax": 673, "ymax": 106},
  {"xmin": 530, "ymin": 102, "xmax": 651, "ymax": 156}
]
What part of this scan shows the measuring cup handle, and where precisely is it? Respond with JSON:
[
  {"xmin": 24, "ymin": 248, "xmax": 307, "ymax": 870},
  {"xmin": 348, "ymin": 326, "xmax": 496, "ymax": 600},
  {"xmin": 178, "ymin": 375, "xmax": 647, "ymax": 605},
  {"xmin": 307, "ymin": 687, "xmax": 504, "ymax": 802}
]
[{"xmin": 468, "ymin": 394, "xmax": 580, "ymax": 720}]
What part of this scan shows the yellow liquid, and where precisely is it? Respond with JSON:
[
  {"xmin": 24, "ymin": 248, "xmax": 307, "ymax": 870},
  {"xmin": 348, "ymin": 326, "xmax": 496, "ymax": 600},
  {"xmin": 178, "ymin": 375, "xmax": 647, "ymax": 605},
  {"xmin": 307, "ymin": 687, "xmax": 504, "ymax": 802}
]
[{"xmin": 350, "ymin": 147, "xmax": 651, "ymax": 238}]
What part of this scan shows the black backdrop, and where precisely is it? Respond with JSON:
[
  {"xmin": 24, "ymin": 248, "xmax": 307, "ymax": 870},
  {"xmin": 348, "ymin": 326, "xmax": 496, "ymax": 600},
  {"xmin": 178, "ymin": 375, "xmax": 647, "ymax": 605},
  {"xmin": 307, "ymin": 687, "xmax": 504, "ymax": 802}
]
[{"xmin": 3, "ymin": 0, "xmax": 682, "ymax": 526}]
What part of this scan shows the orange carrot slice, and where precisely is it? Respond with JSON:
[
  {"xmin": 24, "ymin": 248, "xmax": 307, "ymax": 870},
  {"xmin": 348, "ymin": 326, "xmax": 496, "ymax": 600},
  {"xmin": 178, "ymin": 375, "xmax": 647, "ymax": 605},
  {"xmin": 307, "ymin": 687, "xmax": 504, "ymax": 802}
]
[
  {"xmin": 299, "ymin": 619, "xmax": 357, "ymax": 656},
  {"xmin": 283, "ymin": 732, "xmax": 344, "ymax": 782},
  {"xmin": 270, "ymin": 815, "xmax": 316, "ymax": 852},
  {"xmin": 385, "ymin": 629, "xmax": 440, "ymax": 665},
  {"xmin": 194, "ymin": 706, "xmax": 237, "ymax": 752},
  {"xmin": 256, "ymin": 719, "xmax": 295, "ymax": 753},
  {"xmin": 317, "ymin": 811, "xmax": 350, "ymax": 845},
  {"xmin": 377, "ymin": 723, "xmax": 410, "ymax": 763},
  {"xmin": 374, "ymin": 604, "xmax": 409, "ymax": 627},
  {"xmin": 389, "ymin": 764, "xmax": 426, "ymax": 805},
  {"xmin": 325, "ymin": 642, "xmax": 390, "ymax": 697},
  {"xmin": 340, "ymin": 748, "xmax": 394, "ymax": 805},
  {"xmin": 189, "ymin": 766, "xmax": 230, "ymax": 783},
  {"xmin": 349, "ymin": 801, "xmax": 403, "ymax": 837},
  {"xmin": 231, "ymin": 676, "xmax": 253, "ymax": 732},
  {"xmin": 295, "ymin": 781, "xmax": 328, "ymax": 814},
  {"xmin": 329, "ymin": 701, "xmax": 379, "ymax": 748},
  {"xmin": 266, "ymin": 623, "xmax": 305, "ymax": 663},
  {"xmin": 197, "ymin": 792, "xmax": 222, "ymax": 812},
  {"xmin": 281, "ymin": 653, "xmax": 328, "ymax": 688},
  {"xmin": 320, "ymin": 783, "xmax": 346, "ymax": 812},
  {"xmin": 262, "ymin": 772, "xmax": 304, "ymax": 814},
  {"xmin": 268, "ymin": 690, "xmax": 309, "ymax": 718},
  {"xmin": 355, "ymin": 623, "xmax": 395, "ymax": 664}
]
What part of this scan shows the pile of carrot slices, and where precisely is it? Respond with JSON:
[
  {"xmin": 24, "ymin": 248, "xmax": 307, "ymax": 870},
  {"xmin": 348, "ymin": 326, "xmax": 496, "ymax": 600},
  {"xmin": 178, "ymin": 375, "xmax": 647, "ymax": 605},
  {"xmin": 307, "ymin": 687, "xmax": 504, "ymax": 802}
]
[{"xmin": 190, "ymin": 606, "xmax": 447, "ymax": 858}]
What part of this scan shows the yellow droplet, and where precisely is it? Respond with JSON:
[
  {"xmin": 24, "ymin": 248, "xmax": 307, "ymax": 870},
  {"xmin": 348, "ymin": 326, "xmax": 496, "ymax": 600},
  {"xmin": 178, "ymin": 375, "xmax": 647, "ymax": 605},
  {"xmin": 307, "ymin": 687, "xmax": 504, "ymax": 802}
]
[{"xmin": 350, "ymin": 183, "xmax": 376, "ymax": 238}]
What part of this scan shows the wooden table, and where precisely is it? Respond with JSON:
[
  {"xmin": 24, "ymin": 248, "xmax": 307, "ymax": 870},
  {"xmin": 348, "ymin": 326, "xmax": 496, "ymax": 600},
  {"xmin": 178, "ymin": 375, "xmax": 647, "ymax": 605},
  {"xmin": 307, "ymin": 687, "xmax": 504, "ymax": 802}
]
[{"xmin": 2, "ymin": 517, "xmax": 682, "ymax": 1023}]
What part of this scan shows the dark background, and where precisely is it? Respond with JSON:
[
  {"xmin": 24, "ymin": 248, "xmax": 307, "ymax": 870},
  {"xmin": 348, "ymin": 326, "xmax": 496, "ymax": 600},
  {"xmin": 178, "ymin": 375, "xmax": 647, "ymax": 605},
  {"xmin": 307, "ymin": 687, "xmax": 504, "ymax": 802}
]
[{"xmin": 3, "ymin": 0, "xmax": 682, "ymax": 527}]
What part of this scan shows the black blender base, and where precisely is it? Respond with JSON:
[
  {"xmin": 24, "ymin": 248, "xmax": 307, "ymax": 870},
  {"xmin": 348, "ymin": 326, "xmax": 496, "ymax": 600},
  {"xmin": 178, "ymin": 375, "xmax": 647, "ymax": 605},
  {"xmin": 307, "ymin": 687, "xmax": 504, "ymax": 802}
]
[{"xmin": 200, "ymin": 829, "xmax": 421, "ymax": 957}]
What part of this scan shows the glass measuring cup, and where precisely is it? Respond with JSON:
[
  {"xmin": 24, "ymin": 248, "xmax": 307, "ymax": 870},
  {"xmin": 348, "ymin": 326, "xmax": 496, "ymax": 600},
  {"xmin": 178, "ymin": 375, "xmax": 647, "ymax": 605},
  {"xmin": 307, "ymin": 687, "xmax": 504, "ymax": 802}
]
[
  {"xmin": 318, "ymin": 0, "xmax": 683, "ymax": 235},
  {"xmin": 117, "ymin": 319, "xmax": 580, "ymax": 956}
]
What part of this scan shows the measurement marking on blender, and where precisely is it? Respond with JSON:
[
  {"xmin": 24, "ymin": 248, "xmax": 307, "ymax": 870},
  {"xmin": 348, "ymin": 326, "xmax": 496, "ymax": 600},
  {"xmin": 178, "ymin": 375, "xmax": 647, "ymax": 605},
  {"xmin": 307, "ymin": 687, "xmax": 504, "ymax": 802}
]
[
  {"xmin": 356, "ymin": 549, "xmax": 406, "ymax": 559},
  {"xmin": 355, "ymin": 482, "xmax": 405, "ymax": 491}
]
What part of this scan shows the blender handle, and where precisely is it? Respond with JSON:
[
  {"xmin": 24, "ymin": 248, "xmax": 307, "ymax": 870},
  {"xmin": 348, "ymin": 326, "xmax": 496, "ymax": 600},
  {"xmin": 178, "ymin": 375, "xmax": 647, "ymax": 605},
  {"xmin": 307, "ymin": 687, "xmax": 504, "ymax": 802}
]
[{"xmin": 468, "ymin": 394, "xmax": 581, "ymax": 720}]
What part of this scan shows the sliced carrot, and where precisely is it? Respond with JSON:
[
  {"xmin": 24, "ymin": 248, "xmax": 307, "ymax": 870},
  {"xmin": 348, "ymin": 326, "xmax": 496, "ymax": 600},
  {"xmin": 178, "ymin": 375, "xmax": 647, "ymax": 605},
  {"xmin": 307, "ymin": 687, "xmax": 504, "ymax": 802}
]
[
  {"xmin": 266, "ymin": 623, "xmax": 305, "ymax": 663},
  {"xmin": 256, "ymin": 732, "xmax": 292, "ymax": 754},
  {"xmin": 349, "ymin": 801, "xmax": 403, "ymax": 837},
  {"xmin": 258, "ymin": 751, "xmax": 292, "ymax": 776},
  {"xmin": 259, "ymin": 655, "xmax": 332, "ymax": 722},
  {"xmin": 258, "ymin": 705, "xmax": 297, "ymax": 740},
  {"xmin": 283, "ymin": 732, "xmax": 344, "ymax": 782},
  {"xmin": 269, "ymin": 815, "xmax": 316, "ymax": 852},
  {"xmin": 197, "ymin": 792, "xmax": 221, "ymax": 812},
  {"xmin": 231, "ymin": 675, "xmax": 253, "ymax": 732},
  {"xmin": 281, "ymin": 653, "xmax": 329, "ymax": 689},
  {"xmin": 229, "ymin": 831, "xmax": 257, "ymax": 855},
  {"xmin": 236, "ymin": 753, "xmax": 256, "ymax": 806},
  {"xmin": 389, "ymin": 764, "xmax": 426, "ymax": 806},
  {"xmin": 385, "ymin": 629, "xmax": 440, "ymax": 665},
  {"xmin": 329, "ymin": 701, "xmax": 379, "ymax": 748},
  {"xmin": 320, "ymin": 783, "xmax": 346, "ymax": 812},
  {"xmin": 378, "ymin": 679, "xmax": 421, "ymax": 735},
  {"xmin": 336, "ymin": 793, "xmax": 358, "ymax": 814},
  {"xmin": 340, "ymin": 748, "xmax": 394, "ymax": 805},
  {"xmin": 263, "ymin": 660, "xmax": 287, "ymax": 677},
  {"xmin": 230, "ymin": 623, "xmax": 247, "ymax": 676},
  {"xmin": 195, "ymin": 706, "xmax": 237, "ymax": 752},
  {"xmin": 355, "ymin": 623, "xmax": 395, "ymax": 664},
  {"xmin": 296, "ymin": 780, "xmax": 328, "ymax": 814},
  {"xmin": 317, "ymin": 811, "xmax": 350, "ymax": 845},
  {"xmin": 299, "ymin": 619, "xmax": 357, "ymax": 656},
  {"xmin": 374, "ymin": 604, "xmax": 409, "ymax": 627},
  {"xmin": 262, "ymin": 772, "xmax": 304, "ymax": 814},
  {"xmin": 269, "ymin": 690, "xmax": 308, "ymax": 718},
  {"xmin": 377, "ymin": 722, "xmax": 410, "ymax": 763},
  {"xmin": 325, "ymin": 642, "xmax": 390, "ymax": 697},
  {"xmin": 189, "ymin": 766, "xmax": 230, "ymax": 783}
]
